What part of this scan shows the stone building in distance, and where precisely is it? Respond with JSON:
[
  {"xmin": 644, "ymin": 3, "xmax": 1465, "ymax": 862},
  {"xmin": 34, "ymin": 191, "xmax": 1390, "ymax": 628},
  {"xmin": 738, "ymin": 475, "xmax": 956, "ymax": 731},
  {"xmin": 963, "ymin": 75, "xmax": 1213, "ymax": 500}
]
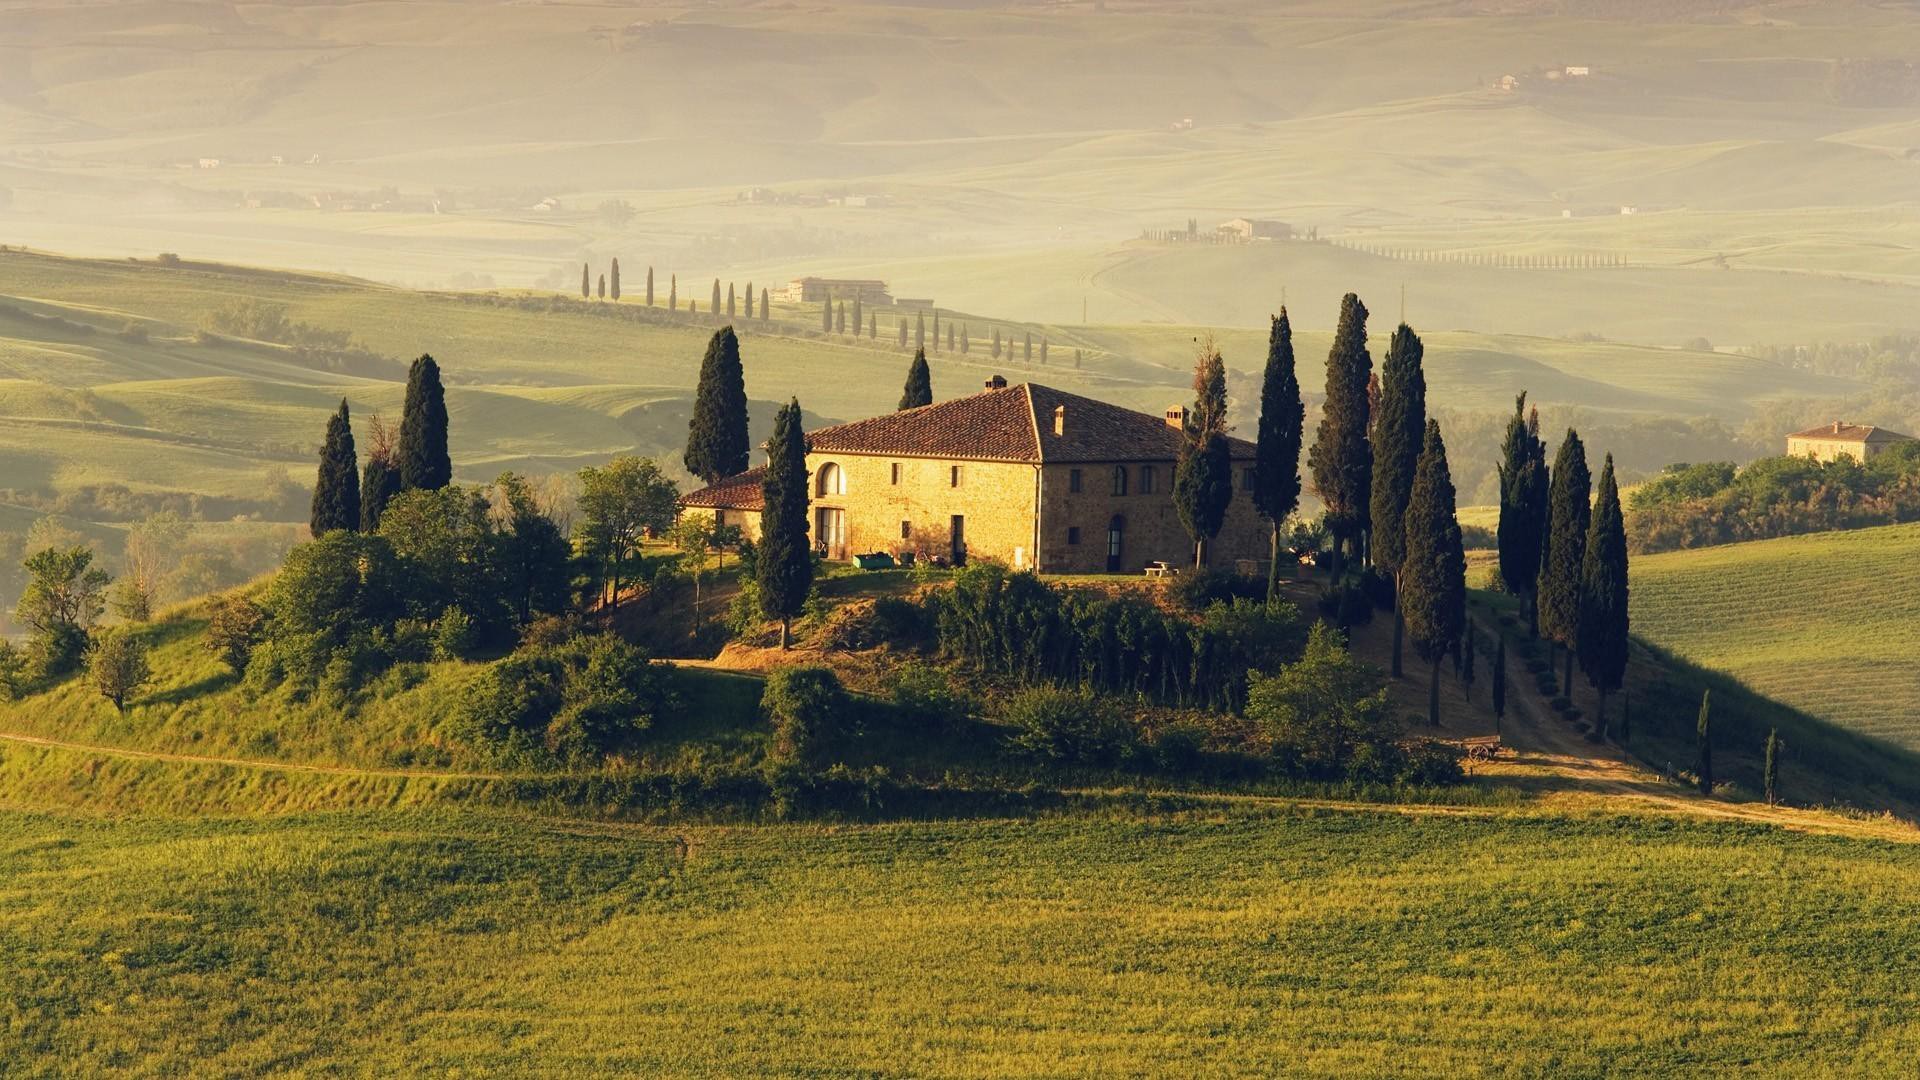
[
  {"xmin": 679, "ymin": 376, "xmax": 1271, "ymax": 574},
  {"xmin": 1785, "ymin": 420, "xmax": 1915, "ymax": 464}
]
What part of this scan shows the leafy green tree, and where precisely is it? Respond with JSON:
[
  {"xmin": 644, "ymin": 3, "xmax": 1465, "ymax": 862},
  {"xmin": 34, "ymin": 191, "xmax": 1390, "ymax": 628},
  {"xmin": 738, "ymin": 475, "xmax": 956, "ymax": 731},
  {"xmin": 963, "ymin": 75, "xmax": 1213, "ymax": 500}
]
[
  {"xmin": 1308, "ymin": 293, "xmax": 1373, "ymax": 576},
  {"xmin": 899, "ymin": 349, "xmax": 933, "ymax": 410},
  {"xmin": 376, "ymin": 486, "xmax": 508, "ymax": 634},
  {"xmin": 310, "ymin": 399, "xmax": 361, "ymax": 537},
  {"xmin": 1496, "ymin": 394, "xmax": 1549, "ymax": 636},
  {"xmin": 204, "ymin": 594, "xmax": 264, "ymax": 674},
  {"xmin": 258, "ymin": 531, "xmax": 404, "ymax": 683},
  {"xmin": 684, "ymin": 326, "xmax": 750, "ymax": 483},
  {"xmin": 1400, "ymin": 420, "xmax": 1466, "ymax": 727},
  {"xmin": 610, "ymin": 258, "xmax": 621, "ymax": 301},
  {"xmin": 1578, "ymin": 453, "xmax": 1630, "ymax": 737},
  {"xmin": 114, "ymin": 511, "xmax": 187, "ymax": 622},
  {"xmin": 17, "ymin": 546, "xmax": 110, "ymax": 676},
  {"xmin": 1247, "ymin": 622, "xmax": 1397, "ymax": 777},
  {"xmin": 1368, "ymin": 323, "xmax": 1426, "ymax": 676},
  {"xmin": 1696, "ymin": 689, "xmax": 1714, "ymax": 795},
  {"xmin": 87, "ymin": 627, "xmax": 150, "ymax": 713},
  {"xmin": 1764, "ymin": 727, "xmax": 1782, "ymax": 805},
  {"xmin": 490, "ymin": 472, "xmax": 572, "ymax": 624},
  {"xmin": 758, "ymin": 399, "xmax": 813, "ymax": 648},
  {"xmin": 575, "ymin": 456, "xmax": 680, "ymax": 611},
  {"xmin": 1252, "ymin": 309, "xmax": 1304, "ymax": 600},
  {"xmin": 1174, "ymin": 340, "xmax": 1233, "ymax": 568},
  {"xmin": 762, "ymin": 665, "xmax": 849, "ymax": 769},
  {"xmin": 1539, "ymin": 429, "xmax": 1591, "ymax": 693},
  {"xmin": 398, "ymin": 354, "xmax": 452, "ymax": 491}
]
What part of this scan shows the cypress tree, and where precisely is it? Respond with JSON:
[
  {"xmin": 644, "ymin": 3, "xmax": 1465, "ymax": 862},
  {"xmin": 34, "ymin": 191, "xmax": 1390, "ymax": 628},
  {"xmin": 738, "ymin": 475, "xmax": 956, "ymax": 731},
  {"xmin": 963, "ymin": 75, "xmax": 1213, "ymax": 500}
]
[
  {"xmin": 932, "ymin": 310, "xmax": 940, "ymax": 350},
  {"xmin": 397, "ymin": 354, "xmax": 451, "ymax": 491},
  {"xmin": 1308, "ymin": 293, "xmax": 1374, "ymax": 577},
  {"xmin": 668, "ymin": 274, "xmax": 677, "ymax": 310},
  {"xmin": 1578, "ymin": 453, "xmax": 1630, "ymax": 738},
  {"xmin": 309, "ymin": 399, "xmax": 360, "ymax": 536},
  {"xmin": 727, "ymin": 283, "xmax": 736, "ymax": 319},
  {"xmin": 1023, "ymin": 332, "xmax": 1032, "ymax": 363},
  {"xmin": 992, "ymin": 328, "xmax": 1002, "ymax": 358},
  {"xmin": 949, "ymin": 324, "xmax": 956, "ymax": 353},
  {"xmin": 960, "ymin": 324, "xmax": 970, "ymax": 354},
  {"xmin": 851, "ymin": 293, "xmax": 862, "ymax": 334},
  {"xmin": 1461, "ymin": 623, "xmax": 1476, "ymax": 701},
  {"xmin": 1764, "ymin": 728, "xmax": 1781, "ymax": 805},
  {"xmin": 361, "ymin": 456, "xmax": 399, "ymax": 531},
  {"xmin": 823, "ymin": 299, "xmax": 834, "ymax": 333},
  {"xmin": 1497, "ymin": 393, "xmax": 1549, "ymax": 636},
  {"xmin": 1174, "ymin": 341, "xmax": 1233, "ymax": 568},
  {"xmin": 1696, "ymin": 690, "xmax": 1714, "ymax": 795},
  {"xmin": 684, "ymin": 326, "xmax": 751, "ymax": 483},
  {"xmin": 899, "ymin": 349, "xmax": 933, "ymax": 410},
  {"xmin": 837, "ymin": 302, "xmax": 847, "ymax": 334},
  {"xmin": 898, "ymin": 319, "xmax": 909, "ymax": 348},
  {"xmin": 916, "ymin": 312, "xmax": 926, "ymax": 352},
  {"xmin": 712, "ymin": 279, "xmax": 722, "ymax": 319},
  {"xmin": 1539, "ymin": 429, "xmax": 1591, "ymax": 693},
  {"xmin": 1040, "ymin": 338, "xmax": 1048, "ymax": 365},
  {"xmin": 611, "ymin": 258, "xmax": 621, "ymax": 301},
  {"xmin": 1492, "ymin": 636, "xmax": 1507, "ymax": 736},
  {"xmin": 646, "ymin": 266, "xmax": 655, "ymax": 306},
  {"xmin": 867, "ymin": 312, "xmax": 875, "ymax": 338},
  {"xmin": 745, "ymin": 282, "xmax": 754, "ymax": 315},
  {"xmin": 758, "ymin": 398, "xmax": 812, "ymax": 649},
  {"xmin": 581, "ymin": 262, "xmax": 589, "ymax": 299},
  {"xmin": 1369, "ymin": 322, "xmax": 1426, "ymax": 677},
  {"xmin": 1400, "ymin": 420, "xmax": 1466, "ymax": 727},
  {"xmin": 597, "ymin": 273, "xmax": 606, "ymax": 299},
  {"xmin": 1252, "ymin": 308, "xmax": 1304, "ymax": 601},
  {"xmin": 760, "ymin": 290, "xmax": 769, "ymax": 322}
]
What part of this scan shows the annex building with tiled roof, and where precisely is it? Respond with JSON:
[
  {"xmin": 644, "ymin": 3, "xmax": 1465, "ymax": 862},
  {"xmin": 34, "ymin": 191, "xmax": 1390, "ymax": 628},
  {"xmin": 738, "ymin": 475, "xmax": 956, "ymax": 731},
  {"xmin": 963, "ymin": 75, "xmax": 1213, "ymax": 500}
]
[
  {"xmin": 678, "ymin": 375, "xmax": 1272, "ymax": 574},
  {"xmin": 1786, "ymin": 420, "xmax": 1915, "ymax": 464}
]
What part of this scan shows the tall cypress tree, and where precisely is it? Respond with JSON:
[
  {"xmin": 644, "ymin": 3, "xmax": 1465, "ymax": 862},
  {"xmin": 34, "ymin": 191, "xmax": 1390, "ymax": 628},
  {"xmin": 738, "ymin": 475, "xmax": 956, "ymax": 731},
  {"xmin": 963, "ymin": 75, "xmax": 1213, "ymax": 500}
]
[
  {"xmin": 597, "ymin": 273, "xmax": 606, "ymax": 299},
  {"xmin": 711, "ymin": 279, "xmax": 722, "ymax": 320},
  {"xmin": 646, "ymin": 265, "xmax": 655, "ymax": 306},
  {"xmin": 823, "ymin": 299, "xmax": 834, "ymax": 333},
  {"xmin": 1400, "ymin": 419, "xmax": 1466, "ymax": 727},
  {"xmin": 727, "ymin": 283, "xmax": 736, "ymax": 319},
  {"xmin": 361, "ymin": 456, "xmax": 399, "ymax": 531},
  {"xmin": 758, "ymin": 398, "xmax": 812, "ymax": 649},
  {"xmin": 1764, "ymin": 728, "xmax": 1781, "ymax": 805},
  {"xmin": 1369, "ymin": 323, "xmax": 1426, "ymax": 677},
  {"xmin": 899, "ymin": 349, "xmax": 933, "ymax": 410},
  {"xmin": 932, "ymin": 310, "xmax": 941, "ymax": 351},
  {"xmin": 867, "ymin": 312, "xmax": 875, "ymax": 338},
  {"xmin": 1578, "ymin": 453, "xmax": 1630, "ymax": 738},
  {"xmin": 1174, "ymin": 341, "xmax": 1233, "ymax": 568},
  {"xmin": 1696, "ymin": 690, "xmax": 1714, "ymax": 795},
  {"xmin": 1023, "ymin": 332, "xmax": 1032, "ymax": 363},
  {"xmin": 898, "ymin": 319, "xmax": 909, "ymax": 348},
  {"xmin": 745, "ymin": 282, "xmax": 754, "ymax": 316},
  {"xmin": 760, "ymin": 290, "xmax": 770, "ymax": 322},
  {"xmin": 668, "ymin": 274, "xmax": 677, "ymax": 310},
  {"xmin": 1252, "ymin": 308, "xmax": 1304, "ymax": 601},
  {"xmin": 992, "ymin": 328, "xmax": 1001, "ymax": 358},
  {"xmin": 1308, "ymin": 293, "xmax": 1373, "ymax": 577},
  {"xmin": 684, "ymin": 326, "xmax": 751, "ymax": 483},
  {"xmin": 836, "ymin": 302, "xmax": 847, "ymax": 334},
  {"xmin": 580, "ymin": 262, "xmax": 590, "ymax": 299},
  {"xmin": 397, "ymin": 354, "xmax": 451, "ymax": 491},
  {"xmin": 851, "ymin": 293, "xmax": 862, "ymax": 334},
  {"xmin": 916, "ymin": 312, "xmax": 926, "ymax": 352},
  {"xmin": 949, "ymin": 324, "xmax": 957, "ymax": 353},
  {"xmin": 1496, "ymin": 393, "xmax": 1549, "ymax": 636},
  {"xmin": 309, "ymin": 399, "xmax": 360, "ymax": 536},
  {"xmin": 610, "ymin": 258, "xmax": 621, "ymax": 301},
  {"xmin": 1538, "ymin": 429, "xmax": 1591, "ymax": 693},
  {"xmin": 960, "ymin": 324, "xmax": 970, "ymax": 354}
]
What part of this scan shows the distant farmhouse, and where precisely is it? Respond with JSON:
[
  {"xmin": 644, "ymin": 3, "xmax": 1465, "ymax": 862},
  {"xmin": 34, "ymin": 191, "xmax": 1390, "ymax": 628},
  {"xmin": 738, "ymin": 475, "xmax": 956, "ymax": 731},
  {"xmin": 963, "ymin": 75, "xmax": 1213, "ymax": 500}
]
[
  {"xmin": 783, "ymin": 277, "xmax": 894, "ymax": 304},
  {"xmin": 679, "ymin": 376, "xmax": 1270, "ymax": 574},
  {"xmin": 1216, "ymin": 218, "xmax": 1293, "ymax": 242},
  {"xmin": 1787, "ymin": 420, "xmax": 1916, "ymax": 464}
]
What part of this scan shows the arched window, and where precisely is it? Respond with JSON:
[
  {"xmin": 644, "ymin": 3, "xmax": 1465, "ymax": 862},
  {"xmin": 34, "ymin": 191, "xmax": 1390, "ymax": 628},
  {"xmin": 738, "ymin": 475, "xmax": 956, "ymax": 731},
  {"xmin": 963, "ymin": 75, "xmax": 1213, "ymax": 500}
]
[
  {"xmin": 1111, "ymin": 465, "xmax": 1128, "ymax": 496},
  {"xmin": 816, "ymin": 462, "xmax": 845, "ymax": 497}
]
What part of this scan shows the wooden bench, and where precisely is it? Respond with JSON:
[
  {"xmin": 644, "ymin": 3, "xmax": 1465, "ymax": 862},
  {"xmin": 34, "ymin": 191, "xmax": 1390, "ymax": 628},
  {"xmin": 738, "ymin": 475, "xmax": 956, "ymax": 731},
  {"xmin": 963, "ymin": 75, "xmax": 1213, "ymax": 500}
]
[
  {"xmin": 1462, "ymin": 735, "xmax": 1504, "ymax": 762},
  {"xmin": 1144, "ymin": 561, "xmax": 1180, "ymax": 578}
]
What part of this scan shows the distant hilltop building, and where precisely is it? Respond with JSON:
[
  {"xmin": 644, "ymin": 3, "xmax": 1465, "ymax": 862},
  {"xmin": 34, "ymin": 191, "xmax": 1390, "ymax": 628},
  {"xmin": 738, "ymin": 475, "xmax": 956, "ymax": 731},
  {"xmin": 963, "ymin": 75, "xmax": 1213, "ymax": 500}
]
[
  {"xmin": 1216, "ymin": 218, "xmax": 1293, "ymax": 242},
  {"xmin": 678, "ymin": 376, "xmax": 1269, "ymax": 574},
  {"xmin": 1786, "ymin": 420, "xmax": 1915, "ymax": 464},
  {"xmin": 783, "ymin": 277, "xmax": 894, "ymax": 304}
]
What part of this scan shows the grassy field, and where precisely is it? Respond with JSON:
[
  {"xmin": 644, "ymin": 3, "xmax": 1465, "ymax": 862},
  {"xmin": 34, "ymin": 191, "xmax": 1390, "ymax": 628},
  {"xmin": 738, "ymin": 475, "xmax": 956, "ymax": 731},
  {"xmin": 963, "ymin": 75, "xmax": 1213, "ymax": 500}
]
[
  {"xmin": 7, "ymin": 803, "xmax": 1920, "ymax": 1075},
  {"xmin": 1632, "ymin": 523, "xmax": 1920, "ymax": 752}
]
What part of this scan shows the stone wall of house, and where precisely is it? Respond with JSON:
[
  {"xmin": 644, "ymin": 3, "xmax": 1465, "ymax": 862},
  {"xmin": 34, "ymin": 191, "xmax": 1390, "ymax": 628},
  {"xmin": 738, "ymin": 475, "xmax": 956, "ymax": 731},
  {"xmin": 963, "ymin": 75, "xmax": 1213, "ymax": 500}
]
[
  {"xmin": 1787, "ymin": 437, "xmax": 1876, "ymax": 464},
  {"xmin": 682, "ymin": 505, "xmax": 763, "ymax": 541},
  {"xmin": 807, "ymin": 452, "xmax": 1042, "ymax": 568},
  {"xmin": 1036, "ymin": 457, "xmax": 1270, "ymax": 574}
]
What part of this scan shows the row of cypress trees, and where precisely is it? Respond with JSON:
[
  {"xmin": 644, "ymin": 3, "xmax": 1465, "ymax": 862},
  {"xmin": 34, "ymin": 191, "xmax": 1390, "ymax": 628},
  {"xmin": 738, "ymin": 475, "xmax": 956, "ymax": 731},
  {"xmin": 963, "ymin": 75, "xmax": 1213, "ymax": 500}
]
[
  {"xmin": 309, "ymin": 354, "xmax": 451, "ymax": 536},
  {"xmin": 577, "ymin": 262, "xmax": 774, "ymax": 322}
]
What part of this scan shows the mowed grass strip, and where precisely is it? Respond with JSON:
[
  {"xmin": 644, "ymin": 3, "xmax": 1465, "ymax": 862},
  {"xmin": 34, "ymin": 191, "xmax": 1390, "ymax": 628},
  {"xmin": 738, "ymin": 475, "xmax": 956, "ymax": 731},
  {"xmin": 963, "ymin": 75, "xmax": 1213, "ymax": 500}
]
[
  {"xmin": 5, "ymin": 806, "xmax": 1920, "ymax": 1075},
  {"xmin": 1632, "ymin": 523, "xmax": 1920, "ymax": 749}
]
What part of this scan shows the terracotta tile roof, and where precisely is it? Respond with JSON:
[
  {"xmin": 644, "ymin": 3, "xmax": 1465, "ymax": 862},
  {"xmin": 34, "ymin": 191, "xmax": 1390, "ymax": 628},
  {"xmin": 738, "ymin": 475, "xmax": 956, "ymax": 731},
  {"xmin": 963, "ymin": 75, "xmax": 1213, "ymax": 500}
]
[
  {"xmin": 804, "ymin": 381, "xmax": 1255, "ymax": 464},
  {"xmin": 678, "ymin": 465, "xmax": 765, "ymax": 511},
  {"xmin": 1788, "ymin": 421, "xmax": 1914, "ymax": 443}
]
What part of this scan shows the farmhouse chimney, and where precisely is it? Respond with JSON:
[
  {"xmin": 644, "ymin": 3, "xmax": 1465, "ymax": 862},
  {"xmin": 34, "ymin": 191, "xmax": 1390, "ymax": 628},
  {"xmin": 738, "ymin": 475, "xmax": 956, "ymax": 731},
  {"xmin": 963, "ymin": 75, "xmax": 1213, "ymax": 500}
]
[
  {"xmin": 1165, "ymin": 405, "xmax": 1189, "ymax": 430},
  {"xmin": 1053, "ymin": 404, "xmax": 1066, "ymax": 436},
  {"xmin": 985, "ymin": 374, "xmax": 1007, "ymax": 390},
  {"xmin": 1835, "ymin": 420, "xmax": 1844, "ymax": 434}
]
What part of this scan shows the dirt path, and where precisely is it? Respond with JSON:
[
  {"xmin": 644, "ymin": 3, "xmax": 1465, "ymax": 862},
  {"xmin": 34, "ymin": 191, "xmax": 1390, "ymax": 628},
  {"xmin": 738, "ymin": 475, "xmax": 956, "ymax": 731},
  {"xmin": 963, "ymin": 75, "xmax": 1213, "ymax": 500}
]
[{"xmin": 0, "ymin": 730, "xmax": 505, "ymax": 782}]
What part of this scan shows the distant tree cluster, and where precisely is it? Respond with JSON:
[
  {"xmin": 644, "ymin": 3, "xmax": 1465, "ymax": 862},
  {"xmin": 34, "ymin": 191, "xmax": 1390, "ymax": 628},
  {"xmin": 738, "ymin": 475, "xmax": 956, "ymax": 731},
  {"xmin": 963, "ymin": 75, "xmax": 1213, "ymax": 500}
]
[{"xmin": 1626, "ymin": 446, "xmax": 1920, "ymax": 553}]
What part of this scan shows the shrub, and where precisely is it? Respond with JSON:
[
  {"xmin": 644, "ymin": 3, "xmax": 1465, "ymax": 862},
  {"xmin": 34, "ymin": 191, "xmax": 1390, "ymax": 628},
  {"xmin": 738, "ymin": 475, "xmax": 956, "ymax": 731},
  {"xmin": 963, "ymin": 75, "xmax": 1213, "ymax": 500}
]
[
  {"xmin": 1146, "ymin": 720, "xmax": 1208, "ymax": 773},
  {"xmin": 520, "ymin": 613, "xmax": 584, "ymax": 649},
  {"xmin": 1171, "ymin": 568, "xmax": 1263, "ymax": 612},
  {"xmin": 1248, "ymin": 623, "xmax": 1398, "ymax": 779},
  {"xmin": 87, "ymin": 627, "xmax": 151, "ymax": 713},
  {"xmin": 458, "ymin": 633, "xmax": 674, "ymax": 764},
  {"xmin": 432, "ymin": 606, "xmax": 478, "ymax": 661},
  {"xmin": 762, "ymin": 666, "xmax": 852, "ymax": 768},
  {"xmin": 0, "ymin": 641, "xmax": 24, "ymax": 701},
  {"xmin": 886, "ymin": 661, "xmax": 973, "ymax": 730},
  {"xmin": 203, "ymin": 595, "xmax": 264, "ymax": 673},
  {"xmin": 725, "ymin": 579, "xmax": 766, "ymax": 640},
  {"xmin": 1002, "ymin": 685, "xmax": 1134, "ymax": 767}
]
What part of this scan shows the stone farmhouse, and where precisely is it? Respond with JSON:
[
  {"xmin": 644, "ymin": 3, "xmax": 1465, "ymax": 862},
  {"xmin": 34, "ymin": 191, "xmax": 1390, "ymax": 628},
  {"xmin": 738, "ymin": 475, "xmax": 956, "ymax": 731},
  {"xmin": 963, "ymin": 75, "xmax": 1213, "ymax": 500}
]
[
  {"xmin": 1786, "ymin": 420, "xmax": 1915, "ymax": 464},
  {"xmin": 678, "ymin": 376, "xmax": 1272, "ymax": 574}
]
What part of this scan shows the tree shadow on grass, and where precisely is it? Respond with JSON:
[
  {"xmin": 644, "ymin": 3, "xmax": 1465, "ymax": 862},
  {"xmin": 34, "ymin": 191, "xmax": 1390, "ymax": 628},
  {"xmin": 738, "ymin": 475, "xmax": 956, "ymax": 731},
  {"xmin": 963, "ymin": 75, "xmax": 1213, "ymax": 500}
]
[{"xmin": 141, "ymin": 669, "xmax": 237, "ymax": 708}]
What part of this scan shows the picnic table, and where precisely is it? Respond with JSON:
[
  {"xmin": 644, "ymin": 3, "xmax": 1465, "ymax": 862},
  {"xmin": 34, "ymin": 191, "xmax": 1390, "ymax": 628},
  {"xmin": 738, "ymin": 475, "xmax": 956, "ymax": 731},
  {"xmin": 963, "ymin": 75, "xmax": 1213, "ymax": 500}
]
[{"xmin": 1144, "ymin": 561, "xmax": 1180, "ymax": 578}]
